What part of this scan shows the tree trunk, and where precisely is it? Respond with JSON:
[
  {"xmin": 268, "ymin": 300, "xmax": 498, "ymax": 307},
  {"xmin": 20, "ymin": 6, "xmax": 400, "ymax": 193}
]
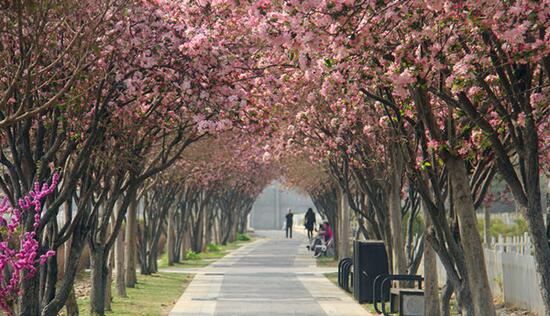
[
  {"xmin": 180, "ymin": 235, "xmax": 187, "ymax": 260},
  {"xmin": 213, "ymin": 218, "xmax": 221, "ymax": 245},
  {"xmin": 181, "ymin": 228, "xmax": 191, "ymax": 259},
  {"xmin": 205, "ymin": 210, "xmax": 214, "ymax": 246},
  {"xmin": 200, "ymin": 207, "xmax": 207, "ymax": 251},
  {"xmin": 41, "ymin": 226, "xmax": 87, "ymax": 316},
  {"xmin": 546, "ymin": 179, "xmax": 550, "ymax": 239},
  {"xmin": 456, "ymin": 284, "xmax": 475, "ymax": 316},
  {"xmin": 153, "ymin": 248, "xmax": 158, "ymax": 272},
  {"xmin": 90, "ymin": 247, "xmax": 109, "ymax": 316},
  {"xmin": 522, "ymin": 93, "xmax": 550, "ymax": 316},
  {"xmin": 167, "ymin": 211, "xmax": 175, "ymax": 266},
  {"xmin": 104, "ymin": 218, "xmax": 116, "ymax": 312},
  {"xmin": 105, "ymin": 252, "xmax": 113, "ymax": 311},
  {"xmin": 389, "ymin": 146, "xmax": 407, "ymax": 276},
  {"xmin": 65, "ymin": 287, "xmax": 78, "ymax": 316},
  {"xmin": 173, "ymin": 234, "xmax": 182, "ymax": 263},
  {"xmin": 448, "ymin": 156, "xmax": 495, "ymax": 316},
  {"xmin": 229, "ymin": 219, "xmax": 238, "ymax": 244},
  {"xmin": 125, "ymin": 197, "xmax": 138, "ymax": 287},
  {"xmin": 238, "ymin": 211, "xmax": 248, "ymax": 234},
  {"xmin": 520, "ymin": 138, "xmax": 550, "ymax": 315},
  {"xmin": 441, "ymin": 279, "xmax": 453, "ymax": 316},
  {"xmin": 364, "ymin": 217, "xmax": 379, "ymax": 240},
  {"xmin": 115, "ymin": 228, "xmax": 126, "ymax": 297},
  {"xmin": 194, "ymin": 210, "xmax": 205, "ymax": 250},
  {"xmin": 42, "ymin": 254, "xmax": 58, "ymax": 311},
  {"xmin": 139, "ymin": 241, "xmax": 150, "ymax": 275},
  {"xmin": 338, "ymin": 189, "xmax": 350, "ymax": 260},
  {"xmin": 221, "ymin": 216, "xmax": 233, "ymax": 246},
  {"xmin": 19, "ymin": 271, "xmax": 40, "ymax": 315},
  {"xmin": 423, "ymin": 204, "xmax": 440, "ymax": 316},
  {"xmin": 147, "ymin": 248, "xmax": 157, "ymax": 274},
  {"xmin": 520, "ymin": 202, "xmax": 550, "ymax": 315},
  {"xmin": 63, "ymin": 205, "xmax": 80, "ymax": 316},
  {"xmin": 332, "ymin": 211, "xmax": 340, "ymax": 260},
  {"xmin": 145, "ymin": 207, "xmax": 168, "ymax": 274}
]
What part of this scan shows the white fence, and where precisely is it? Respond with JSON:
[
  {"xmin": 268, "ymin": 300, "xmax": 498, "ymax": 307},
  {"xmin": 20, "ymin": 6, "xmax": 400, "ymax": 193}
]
[
  {"xmin": 436, "ymin": 238, "xmax": 545, "ymax": 315},
  {"xmin": 490, "ymin": 233, "xmax": 532, "ymax": 255},
  {"xmin": 486, "ymin": 250, "xmax": 544, "ymax": 315}
]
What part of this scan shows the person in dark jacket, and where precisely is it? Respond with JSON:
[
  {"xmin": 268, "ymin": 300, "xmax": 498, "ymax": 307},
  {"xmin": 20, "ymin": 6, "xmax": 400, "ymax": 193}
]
[
  {"xmin": 285, "ymin": 209, "xmax": 294, "ymax": 238},
  {"xmin": 304, "ymin": 208, "xmax": 316, "ymax": 239}
]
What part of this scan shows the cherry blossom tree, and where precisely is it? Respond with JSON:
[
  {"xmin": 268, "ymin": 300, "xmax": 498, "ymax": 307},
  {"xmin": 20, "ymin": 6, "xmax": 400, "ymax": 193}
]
[{"xmin": 1, "ymin": 1, "xmax": 547, "ymax": 316}]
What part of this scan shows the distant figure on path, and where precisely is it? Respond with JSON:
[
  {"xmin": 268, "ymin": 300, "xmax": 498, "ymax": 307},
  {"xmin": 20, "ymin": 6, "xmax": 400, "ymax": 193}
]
[
  {"xmin": 304, "ymin": 208, "xmax": 316, "ymax": 239},
  {"xmin": 285, "ymin": 209, "xmax": 294, "ymax": 238}
]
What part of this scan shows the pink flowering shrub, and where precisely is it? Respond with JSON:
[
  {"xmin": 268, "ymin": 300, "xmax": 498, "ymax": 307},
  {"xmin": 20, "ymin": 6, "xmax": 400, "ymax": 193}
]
[{"xmin": 0, "ymin": 173, "xmax": 59, "ymax": 315}]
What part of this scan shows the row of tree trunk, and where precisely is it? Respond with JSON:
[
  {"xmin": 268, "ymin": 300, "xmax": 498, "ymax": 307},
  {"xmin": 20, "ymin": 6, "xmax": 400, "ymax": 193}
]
[{"xmin": 308, "ymin": 144, "xmax": 538, "ymax": 316}]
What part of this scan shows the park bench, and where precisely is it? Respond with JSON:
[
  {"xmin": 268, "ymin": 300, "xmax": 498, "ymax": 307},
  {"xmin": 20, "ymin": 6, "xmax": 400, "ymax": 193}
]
[{"xmin": 373, "ymin": 274, "xmax": 424, "ymax": 316}]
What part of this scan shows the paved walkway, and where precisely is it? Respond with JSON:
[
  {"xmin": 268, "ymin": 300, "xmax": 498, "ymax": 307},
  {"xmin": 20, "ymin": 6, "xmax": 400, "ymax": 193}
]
[{"xmin": 167, "ymin": 230, "xmax": 369, "ymax": 316}]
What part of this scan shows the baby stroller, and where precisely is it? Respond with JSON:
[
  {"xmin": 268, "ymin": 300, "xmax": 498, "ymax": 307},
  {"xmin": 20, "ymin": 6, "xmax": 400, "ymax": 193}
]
[
  {"xmin": 307, "ymin": 223, "xmax": 334, "ymax": 257},
  {"xmin": 311, "ymin": 237, "xmax": 333, "ymax": 257}
]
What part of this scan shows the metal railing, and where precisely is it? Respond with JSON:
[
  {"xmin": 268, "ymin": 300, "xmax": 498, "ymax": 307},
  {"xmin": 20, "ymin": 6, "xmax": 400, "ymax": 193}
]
[
  {"xmin": 372, "ymin": 274, "xmax": 423, "ymax": 315},
  {"xmin": 338, "ymin": 258, "xmax": 353, "ymax": 293}
]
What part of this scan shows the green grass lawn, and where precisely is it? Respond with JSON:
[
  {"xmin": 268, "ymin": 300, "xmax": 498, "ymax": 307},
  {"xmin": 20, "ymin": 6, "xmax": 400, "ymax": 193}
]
[
  {"xmin": 77, "ymin": 272, "xmax": 193, "ymax": 316},
  {"xmin": 324, "ymin": 272, "xmax": 377, "ymax": 313},
  {"xmin": 158, "ymin": 234, "xmax": 254, "ymax": 269},
  {"xmin": 316, "ymin": 255, "xmax": 339, "ymax": 267},
  {"xmin": 76, "ymin": 233, "xmax": 254, "ymax": 315}
]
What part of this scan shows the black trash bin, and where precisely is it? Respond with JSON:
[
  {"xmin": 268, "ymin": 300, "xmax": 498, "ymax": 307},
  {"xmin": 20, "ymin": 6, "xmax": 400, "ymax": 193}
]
[{"xmin": 353, "ymin": 240, "xmax": 389, "ymax": 303}]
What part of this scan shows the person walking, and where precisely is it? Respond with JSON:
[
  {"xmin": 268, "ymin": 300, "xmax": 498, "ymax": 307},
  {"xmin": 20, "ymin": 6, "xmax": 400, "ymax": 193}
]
[
  {"xmin": 304, "ymin": 208, "xmax": 316, "ymax": 239},
  {"xmin": 285, "ymin": 209, "xmax": 294, "ymax": 238}
]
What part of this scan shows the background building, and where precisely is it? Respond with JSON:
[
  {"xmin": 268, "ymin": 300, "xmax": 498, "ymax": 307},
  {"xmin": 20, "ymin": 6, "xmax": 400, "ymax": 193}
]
[{"xmin": 250, "ymin": 181, "xmax": 316, "ymax": 230}]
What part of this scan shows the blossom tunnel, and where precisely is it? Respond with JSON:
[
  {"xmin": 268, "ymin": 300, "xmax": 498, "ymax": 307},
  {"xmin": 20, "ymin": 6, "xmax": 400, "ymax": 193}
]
[{"xmin": 0, "ymin": 1, "xmax": 548, "ymax": 316}]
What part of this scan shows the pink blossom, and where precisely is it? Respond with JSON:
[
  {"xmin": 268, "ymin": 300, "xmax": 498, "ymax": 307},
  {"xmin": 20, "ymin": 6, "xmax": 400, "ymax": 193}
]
[
  {"xmin": 395, "ymin": 69, "xmax": 415, "ymax": 86},
  {"xmin": 391, "ymin": 69, "xmax": 416, "ymax": 97},
  {"xmin": 517, "ymin": 113, "xmax": 526, "ymax": 127},
  {"xmin": 425, "ymin": 0, "xmax": 443, "ymax": 11},
  {"xmin": 530, "ymin": 93, "xmax": 544, "ymax": 106},
  {"xmin": 363, "ymin": 125, "xmax": 373, "ymax": 135},
  {"xmin": 427, "ymin": 139, "xmax": 441, "ymax": 151},
  {"xmin": 320, "ymin": 79, "xmax": 331, "ymax": 97},
  {"xmin": 39, "ymin": 251, "xmax": 56, "ymax": 265},
  {"xmin": 378, "ymin": 116, "xmax": 388, "ymax": 128},
  {"xmin": 0, "ymin": 174, "xmax": 58, "ymax": 314},
  {"xmin": 331, "ymin": 71, "xmax": 344, "ymax": 84},
  {"xmin": 499, "ymin": 21, "xmax": 531, "ymax": 46},
  {"xmin": 468, "ymin": 86, "xmax": 482, "ymax": 97}
]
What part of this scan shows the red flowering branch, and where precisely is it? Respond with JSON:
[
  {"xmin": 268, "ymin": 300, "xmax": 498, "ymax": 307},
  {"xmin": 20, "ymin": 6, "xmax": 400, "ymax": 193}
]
[{"xmin": 0, "ymin": 173, "xmax": 59, "ymax": 315}]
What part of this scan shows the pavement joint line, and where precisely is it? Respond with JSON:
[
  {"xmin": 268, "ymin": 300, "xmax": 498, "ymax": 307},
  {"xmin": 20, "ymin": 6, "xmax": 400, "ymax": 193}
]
[
  {"xmin": 169, "ymin": 230, "xmax": 371, "ymax": 316},
  {"xmin": 190, "ymin": 297, "xmax": 342, "ymax": 302}
]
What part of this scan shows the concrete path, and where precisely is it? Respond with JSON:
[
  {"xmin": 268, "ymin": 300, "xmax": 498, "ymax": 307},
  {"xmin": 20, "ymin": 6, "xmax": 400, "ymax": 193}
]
[{"xmin": 167, "ymin": 230, "xmax": 370, "ymax": 316}]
